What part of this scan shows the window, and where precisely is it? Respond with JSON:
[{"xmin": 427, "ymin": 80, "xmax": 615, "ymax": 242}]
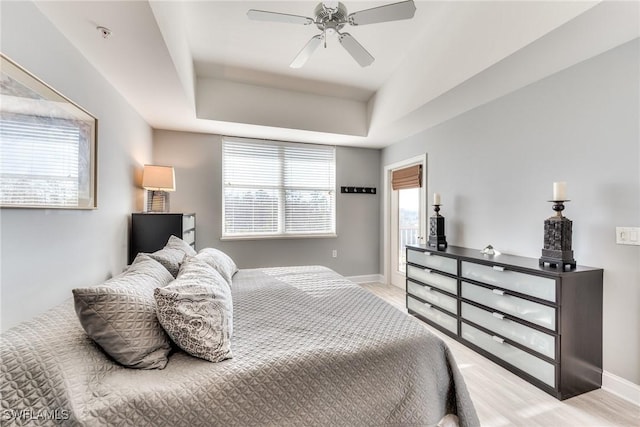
[
  {"xmin": 222, "ymin": 137, "xmax": 336, "ymax": 238},
  {"xmin": 0, "ymin": 54, "xmax": 97, "ymax": 209}
]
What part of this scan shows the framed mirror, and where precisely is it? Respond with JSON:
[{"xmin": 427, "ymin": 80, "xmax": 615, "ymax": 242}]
[{"xmin": 0, "ymin": 53, "xmax": 97, "ymax": 209}]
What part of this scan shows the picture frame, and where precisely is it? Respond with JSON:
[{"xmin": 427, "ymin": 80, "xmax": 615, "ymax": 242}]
[{"xmin": 0, "ymin": 53, "xmax": 97, "ymax": 209}]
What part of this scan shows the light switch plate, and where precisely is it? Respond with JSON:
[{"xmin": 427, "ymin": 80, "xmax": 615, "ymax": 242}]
[{"xmin": 616, "ymin": 227, "xmax": 640, "ymax": 245}]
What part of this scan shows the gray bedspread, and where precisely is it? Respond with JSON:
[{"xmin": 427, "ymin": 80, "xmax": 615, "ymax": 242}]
[{"xmin": 1, "ymin": 265, "xmax": 479, "ymax": 426}]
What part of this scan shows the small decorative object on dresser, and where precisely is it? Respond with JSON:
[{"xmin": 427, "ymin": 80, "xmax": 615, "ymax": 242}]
[
  {"xmin": 129, "ymin": 213, "xmax": 195, "ymax": 263},
  {"xmin": 540, "ymin": 181, "xmax": 576, "ymax": 269},
  {"xmin": 480, "ymin": 245, "xmax": 501, "ymax": 256},
  {"xmin": 427, "ymin": 193, "xmax": 447, "ymax": 249},
  {"xmin": 406, "ymin": 244, "xmax": 603, "ymax": 400}
]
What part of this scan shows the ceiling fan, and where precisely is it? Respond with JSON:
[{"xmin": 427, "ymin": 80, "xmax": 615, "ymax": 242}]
[{"xmin": 247, "ymin": 1, "xmax": 417, "ymax": 68}]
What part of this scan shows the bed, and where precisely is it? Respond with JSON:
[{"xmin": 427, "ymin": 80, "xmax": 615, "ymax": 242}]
[{"xmin": 1, "ymin": 264, "xmax": 479, "ymax": 426}]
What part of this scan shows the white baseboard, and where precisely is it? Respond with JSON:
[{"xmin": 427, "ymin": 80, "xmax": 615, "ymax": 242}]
[
  {"xmin": 346, "ymin": 274, "xmax": 384, "ymax": 284},
  {"xmin": 389, "ymin": 281, "xmax": 405, "ymax": 290},
  {"xmin": 602, "ymin": 370, "xmax": 640, "ymax": 406}
]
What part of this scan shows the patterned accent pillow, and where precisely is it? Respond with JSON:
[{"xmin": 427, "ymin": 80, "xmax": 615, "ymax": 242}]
[
  {"xmin": 148, "ymin": 235, "xmax": 197, "ymax": 277},
  {"xmin": 155, "ymin": 258, "xmax": 233, "ymax": 362},
  {"xmin": 196, "ymin": 248, "xmax": 238, "ymax": 287},
  {"xmin": 72, "ymin": 254, "xmax": 174, "ymax": 369}
]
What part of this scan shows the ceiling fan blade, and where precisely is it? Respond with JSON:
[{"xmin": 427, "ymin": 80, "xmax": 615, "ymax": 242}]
[
  {"xmin": 290, "ymin": 34, "xmax": 323, "ymax": 68},
  {"xmin": 348, "ymin": 0, "xmax": 416, "ymax": 26},
  {"xmin": 247, "ymin": 9, "xmax": 314, "ymax": 25},
  {"xmin": 338, "ymin": 33, "xmax": 374, "ymax": 67}
]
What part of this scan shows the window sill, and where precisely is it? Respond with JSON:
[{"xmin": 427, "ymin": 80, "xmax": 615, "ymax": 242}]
[{"xmin": 220, "ymin": 233, "xmax": 337, "ymax": 241}]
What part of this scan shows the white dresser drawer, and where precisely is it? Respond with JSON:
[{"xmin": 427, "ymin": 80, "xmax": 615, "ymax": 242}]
[
  {"xmin": 408, "ymin": 296, "xmax": 458, "ymax": 334},
  {"xmin": 408, "ymin": 281, "xmax": 458, "ymax": 314},
  {"xmin": 462, "ymin": 323, "xmax": 555, "ymax": 387},
  {"xmin": 461, "ymin": 261, "xmax": 556, "ymax": 302},
  {"xmin": 407, "ymin": 265, "xmax": 457, "ymax": 295},
  {"xmin": 461, "ymin": 302, "xmax": 555, "ymax": 359},
  {"xmin": 182, "ymin": 214, "xmax": 195, "ymax": 231},
  {"xmin": 407, "ymin": 249, "xmax": 457, "ymax": 275},
  {"xmin": 462, "ymin": 281, "xmax": 556, "ymax": 331}
]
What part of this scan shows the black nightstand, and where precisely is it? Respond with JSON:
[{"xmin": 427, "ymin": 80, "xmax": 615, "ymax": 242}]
[{"xmin": 129, "ymin": 213, "xmax": 195, "ymax": 264}]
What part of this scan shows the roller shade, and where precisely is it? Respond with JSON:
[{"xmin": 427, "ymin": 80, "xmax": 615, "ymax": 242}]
[{"xmin": 392, "ymin": 164, "xmax": 422, "ymax": 190}]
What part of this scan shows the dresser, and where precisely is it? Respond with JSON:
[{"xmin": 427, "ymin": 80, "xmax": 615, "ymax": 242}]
[
  {"xmin": 406, "ymin": 244, "xmax": 603, "ymax": 400},
  {"xmin": 129, "ymin": 213, "xmax": 196, "ymax": 264}
]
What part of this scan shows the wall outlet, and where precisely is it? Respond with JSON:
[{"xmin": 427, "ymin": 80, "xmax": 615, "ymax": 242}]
[
  {"xmin": 616, "ymin": 227, "xmax": 640, "ymax": 245},
  {"xmin": 332, "ymin": 249, "xmax": 338, "ymax": 258}
]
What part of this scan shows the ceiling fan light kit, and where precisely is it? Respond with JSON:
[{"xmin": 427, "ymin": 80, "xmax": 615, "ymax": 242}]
[{"xmin": 247, "ymin": 0, "xmax": 416, "ymax": 68}]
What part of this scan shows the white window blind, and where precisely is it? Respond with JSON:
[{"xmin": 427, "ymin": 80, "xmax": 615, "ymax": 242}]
[
  {"xmin": 223, "ymin": 137, "xmax": 336, "ymax": 238},
  {"xmin": 0, "ymin": 115, "xmax": 92, "ymax": 208}
]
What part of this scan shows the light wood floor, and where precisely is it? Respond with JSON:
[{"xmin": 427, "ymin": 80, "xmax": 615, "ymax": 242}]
[{"xmin": 359, "ymin": 282, "xmax": 640, "ymax": 427}]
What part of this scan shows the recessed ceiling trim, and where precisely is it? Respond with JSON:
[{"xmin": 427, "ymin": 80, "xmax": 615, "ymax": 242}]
[{"xmin": 196, "ymin": 77, "xmax": 368, "ymax": 137}]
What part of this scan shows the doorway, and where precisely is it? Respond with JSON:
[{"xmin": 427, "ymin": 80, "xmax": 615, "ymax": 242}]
[{"xmin": 384, "ymin": 155, "xmax": 427, "ymax": 289}]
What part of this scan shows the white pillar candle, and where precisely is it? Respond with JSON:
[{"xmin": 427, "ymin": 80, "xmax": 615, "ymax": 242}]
[
  {"xmin": 553, "ymin": 182, "xmax": 566, "ymax": 200},
  {"xmin": 433, "ymin": 193, "xmax": 441, "ymax": 205}
]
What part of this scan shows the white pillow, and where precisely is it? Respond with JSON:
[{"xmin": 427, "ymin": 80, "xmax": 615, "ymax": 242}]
[
  {"xmin": 155, "ymin": 257, "xmax": 233, "ymax": 362},
  {"xmin": 196, "ymin": 248, "xmax": 238, "ymax": 287},
  {"xmin": 148, "ymin": 235, "xmax": 197, "ymax": 277}
]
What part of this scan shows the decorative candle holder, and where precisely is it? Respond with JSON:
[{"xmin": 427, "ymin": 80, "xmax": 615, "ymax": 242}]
[
  {"xmin": 428, "ymin": 204, "xmax": 447, "ymax": 249},
  {"xmin": 539, "ymin": 200, "xmax": 576, "ymax": 269}
]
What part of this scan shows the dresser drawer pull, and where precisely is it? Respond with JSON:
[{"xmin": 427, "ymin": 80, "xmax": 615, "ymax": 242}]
[
  {"xmin": 423, "ymin": 268, "xmax": 432, "ymax": 274},
  {"xmin": 423, "ymin": 302, "xmax": 433, "ymax": 309},
  {"xmin": 424, "ymin": 286, "xmax": 432, "ymax": 292},
  {"xmin": 492, "ymin": 312, "xmax": 505, "ymax": 320},
  {"xmin": 424, "ymin": 252, "xmax": 432, "ymax": 256},
  {"xmin": 492, "ymin": 335, "xmax": 505, "ymax": 344},
  {"xmin": 492, "ymin": 265, "xmax": 505, "ymax": 272},
  {"xmin": 492, "ymin": 289, "xmax": 505, "ymax": 296}
]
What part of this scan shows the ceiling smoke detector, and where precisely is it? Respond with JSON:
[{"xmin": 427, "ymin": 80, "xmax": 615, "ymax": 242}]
[{"xmin": 96, "ymin": 26, "xmax": 112, "ymax": 39}]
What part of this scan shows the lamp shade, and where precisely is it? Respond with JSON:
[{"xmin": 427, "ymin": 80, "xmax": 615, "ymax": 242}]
[{"xmin": 142, "ymin": 165, "xmax": 175, "ymax": 191}]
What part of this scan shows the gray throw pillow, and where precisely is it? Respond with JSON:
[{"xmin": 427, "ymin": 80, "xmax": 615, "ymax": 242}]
[
  {"xmin": 155, "ymin": 257, "xmax": 233, "ymax": 362},
  {"xmin": 148, "ymin": 235, "xmax": 197, "ymax": 277},
  {"xmin": 196, "ymin": 248, "xmax": 238, "ymax": 287},
  {"xmin": 72, "ymin": 254, "xmax": 174, "ymax": 369}
]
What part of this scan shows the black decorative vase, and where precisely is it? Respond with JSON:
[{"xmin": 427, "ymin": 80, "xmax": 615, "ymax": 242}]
[
  {"xmin": 428, "ymin": 205, "xmax": 447, "ymax": 250},
  {"xmin": 539, "ymin": 201, "xmax": 576, "ymax": 269}
]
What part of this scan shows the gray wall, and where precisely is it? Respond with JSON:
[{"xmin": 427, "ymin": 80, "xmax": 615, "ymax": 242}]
[
  {"xmin": 2, "ymin": 0, "xmax": 635, "ymax": 391},
  {"xmin": 153, "ymin": 130, "xmax": 380, "ymax": 277},
  {"xmin": 381, "ymin": 40, "xmax": 639, "ymax": 385},
  {"xmin": 0, "ymin": 2, "xmax": 153, "ymax": 331}
]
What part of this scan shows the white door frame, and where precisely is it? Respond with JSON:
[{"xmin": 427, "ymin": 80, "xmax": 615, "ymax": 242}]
[{"xmin": 382, "ymin": 154, "xmax": 427, "ymax": 288}]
